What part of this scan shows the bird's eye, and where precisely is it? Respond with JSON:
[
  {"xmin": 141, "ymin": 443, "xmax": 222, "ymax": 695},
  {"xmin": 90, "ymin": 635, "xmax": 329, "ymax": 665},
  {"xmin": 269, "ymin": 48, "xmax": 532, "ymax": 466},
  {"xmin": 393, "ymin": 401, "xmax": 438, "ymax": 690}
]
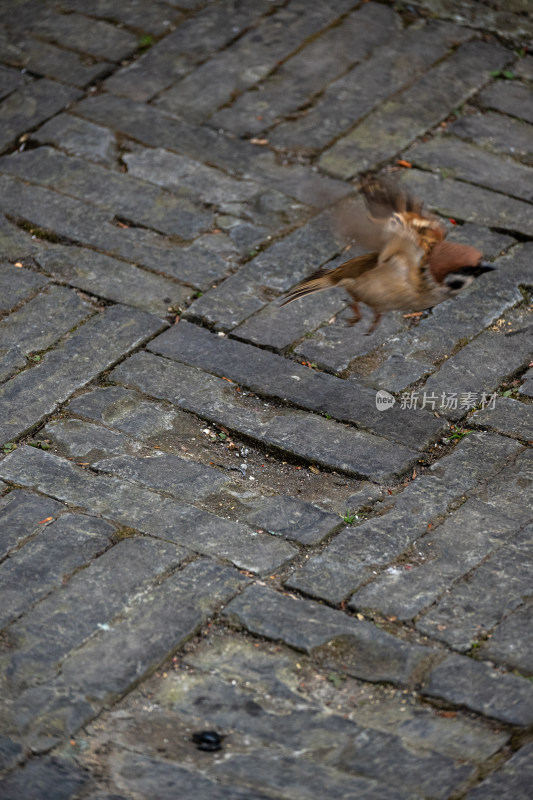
[{"xmin": 447, "ymin": 279, "xmax": 465, "ymax": 291}]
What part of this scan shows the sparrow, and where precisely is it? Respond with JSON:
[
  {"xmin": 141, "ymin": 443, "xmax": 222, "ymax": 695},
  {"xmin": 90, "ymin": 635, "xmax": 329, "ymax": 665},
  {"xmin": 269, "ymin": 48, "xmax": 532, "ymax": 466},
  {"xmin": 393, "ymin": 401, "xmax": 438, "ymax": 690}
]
[{"xmin": 281, "ymin": 179, "xmax": 495, "ymax": 334}]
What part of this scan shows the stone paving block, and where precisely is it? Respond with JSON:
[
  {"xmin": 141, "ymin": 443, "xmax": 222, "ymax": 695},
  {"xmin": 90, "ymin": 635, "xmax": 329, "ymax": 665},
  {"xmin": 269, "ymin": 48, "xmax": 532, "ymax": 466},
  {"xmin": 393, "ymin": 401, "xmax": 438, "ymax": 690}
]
[
  {"xmin": 270, "ymin": 19, "xmax": 472, "ymax": 151},
  {"xmin": 0, "ymin": 64, "xmax": 25, "ymax": 101},
  {"xmin": 60, "ymin": 0, "xmax": 183, "ymax": 36},
  {"xmin": 479, "ymin": 80, "xmax": 533, "ymax": 125},
  {"xmin": 423, "ymin": 654, "xmax": 533, "ymax": 726},
  {"xmin": 422, "ymin": 308, "xmax": 532, "ymax": 412},
  {"xmin": 476, "ymin": 448, "xmax": 533, "ymax": 524},
  {"xmin": 154, "ymin": 0, "xmax": 355, "ymax": 121},
  {"xmin": 405, "ymin": 135, "xmax": 533, "ymax": 201},
  {"xmin": 0, "ymin": 79, "xmax": 81, "ymax": 154},
  {"xmin": 35, "ymin": 113, "xmax": 119, "ymax": 166},
  {"xmin": 449, "ymin": 109, "xmax": 533, "ymax": 166},
  {"xmin": 472, "ymin": 396, "xmax": 533, "ymax": 441},
  {"xmin": 0, "ymin": 174, "xmax": 229, "ymax": 290},
  {"xmin": 0, "ymin": 285, "xmax": 92, "ymax": 381},
  {"xmin": 104, "ymin": 0, "xmax": 280, "ymax": 101},
  {"xmin": 408, "ymin": 0, "xmax": 533, "ymax": 42},
  {"xmin": 73, "ymin": 94, "xmax": 350, "ymax": 208},
  {"xmin": 43, "ymin": 419, "xmax": 140, "ymax": 461},
  {"xmin": 319, "ymin": 40, "xmax": 509, "ymax": 178},
  {"xmin": 0, "ymin": 733, "xmax": 23, "ymax": 772},
  {"xmin": 0, "ymin": 755, "xmax": 90, "ymax": 800},
  {"xmin": 519, "ymin": 367, "xmax": 533, "ymax": 397},
  {"xmin": 148, "ymin": 320, "xmax": 445, "ymax": 450},
  {"xmin": 14, "ymin": 560, "xmax": 249, "ymax": 746},
  {"xmin": 0, "ymin": 304, "xmax": 165, "ymax": 444},
  {"xmin": 111, "ymin": 752, "xmax": 272, "ymax": 800},
  {"xmin": 0, "ymin": 534, "xmax": 188, "ymax": 693},
  {"xmin": 465, "ymin": 742, "xmax": 533, "ymax": 800},
  {"xmin": 111, "ymin": 350, "xmax": 420, "ymax": 480},
  {"xmin": 223, "ymin": 584, "xmax": 434, "ymax": 686},
  {"xmin": 0, "ymin": 489, "xmax": 64, "ymax": 560},
  {"xmin": 481, "ymin": 600, "xmax": 533, "ymax": 676},
  {"xmin": 21, "ymin": 11, "xmax": 139, "ymax": 62},
  {"xmin": 211, "ymin": 2, "xmax": 400, "ymax": 136},
  {"xmin": 350, "ymin": 498, "xmax": 522, "ymax": 621},
  {"xmin": 416, "ymin": 526, "xmax": 533, "ymax": 651},
  {"xmin": 0, "ymin": 262, "xmax": 48, "ymax": 312},
  {"xmin": 245, "ymin": 495, "xmax": 342, "ymax": 545},
  {"xmin": 0, "ymin": 25, "xmax": 110, "ymax": 88},
  {"xmin": 401, "ymin": 169, "xmax": 533, "ymax": 236},
  {"xmin": 66, "ymin": 385, "xmax": 197, "ymax": 442},
  {"xmin": 0, "ymin": 213, "xmax": 45, "ymax": 263},
  {"xmin": 232, "ymin": 280, "xmax": 347, "ymax": 352},
  {"xmin": 92, "ymin": 453, "xmax": 228, "ymax": 501},
  {"xmin": 0, "ymin": 447, "xmax": 297, "ymax": 574},
  {"xmin": 0, "ymin": 147, "xmax": 213, "ymax": 239},
  {"xmin": 0, "ymin": 514, "xmax": 115, "ymax": 629},
  {"xmin": 286, "ymin": 433, "xmax": 522, "ymax": 603},
  {"xmin": 36, "ymin": 245, "xmax": 191, "ymax": 317}
]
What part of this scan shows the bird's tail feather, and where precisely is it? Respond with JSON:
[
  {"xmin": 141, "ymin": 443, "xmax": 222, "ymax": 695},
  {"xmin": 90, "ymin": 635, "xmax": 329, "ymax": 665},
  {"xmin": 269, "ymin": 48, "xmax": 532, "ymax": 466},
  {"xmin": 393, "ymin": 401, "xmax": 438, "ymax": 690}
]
[{"xmin": 280, "ymin": 267, "xmax": 336, "ymax": 306}]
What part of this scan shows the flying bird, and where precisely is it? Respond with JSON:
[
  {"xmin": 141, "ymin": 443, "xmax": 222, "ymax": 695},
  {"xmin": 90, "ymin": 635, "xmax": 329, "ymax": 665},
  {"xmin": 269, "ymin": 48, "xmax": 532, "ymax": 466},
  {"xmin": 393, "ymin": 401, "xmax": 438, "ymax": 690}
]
[{"xmin": 280, "ymin": 180, "xmax": 495, "ymax": 334}]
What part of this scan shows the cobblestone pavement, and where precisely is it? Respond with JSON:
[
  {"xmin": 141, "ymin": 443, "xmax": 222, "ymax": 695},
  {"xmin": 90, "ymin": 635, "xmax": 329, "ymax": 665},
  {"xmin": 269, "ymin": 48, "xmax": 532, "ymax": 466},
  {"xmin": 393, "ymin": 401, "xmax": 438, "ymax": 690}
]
[{"xmin": 0, "ymin": 1, "xmax": 532, "ymax": 797}]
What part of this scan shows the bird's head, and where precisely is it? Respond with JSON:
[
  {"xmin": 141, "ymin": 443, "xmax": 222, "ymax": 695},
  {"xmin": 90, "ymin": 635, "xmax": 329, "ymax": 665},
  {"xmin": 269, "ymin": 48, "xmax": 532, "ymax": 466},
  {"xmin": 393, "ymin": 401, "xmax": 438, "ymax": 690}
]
[{"xmin": 428, "ymin": 241, "xmax": 495, "ymax": 293}]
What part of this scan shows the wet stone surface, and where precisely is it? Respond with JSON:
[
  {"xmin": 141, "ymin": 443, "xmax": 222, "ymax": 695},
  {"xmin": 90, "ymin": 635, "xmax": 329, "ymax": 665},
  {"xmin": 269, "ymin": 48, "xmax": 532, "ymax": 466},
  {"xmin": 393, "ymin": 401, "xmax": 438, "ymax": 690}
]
[{"xmin": 0, "ymin": 2, "xmax": 532, "ymax": 797}]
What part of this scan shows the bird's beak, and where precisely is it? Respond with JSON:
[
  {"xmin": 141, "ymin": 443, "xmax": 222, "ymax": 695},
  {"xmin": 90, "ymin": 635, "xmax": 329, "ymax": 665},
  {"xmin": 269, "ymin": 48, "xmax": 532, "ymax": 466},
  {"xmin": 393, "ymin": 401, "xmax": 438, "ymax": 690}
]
[{"xmin": 477, "ymin": 261, "xmax": 496, "ymax": 274}]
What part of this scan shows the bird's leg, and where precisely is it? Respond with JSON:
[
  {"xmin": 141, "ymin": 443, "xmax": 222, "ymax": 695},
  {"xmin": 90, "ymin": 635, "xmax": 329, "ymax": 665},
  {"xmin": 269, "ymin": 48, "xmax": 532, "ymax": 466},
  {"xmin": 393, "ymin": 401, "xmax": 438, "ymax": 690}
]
[
  {"xmin": 346, "ymin": 299, "xmax": 361, "ymax": 326},
  {"xmin": 365, "ymin": 309, "xmax": 382, "ymax": 335}
]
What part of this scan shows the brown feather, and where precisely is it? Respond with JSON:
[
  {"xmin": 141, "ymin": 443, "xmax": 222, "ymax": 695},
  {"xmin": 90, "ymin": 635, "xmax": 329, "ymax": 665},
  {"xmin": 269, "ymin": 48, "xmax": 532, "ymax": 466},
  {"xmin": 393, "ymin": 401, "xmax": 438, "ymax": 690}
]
[
  {"xmin": 280, "ymin": 253, "xmax": 378, "ymax": 306},
  {"xmin": 428, "ymin": 241, "xmax": 483, "ymax": 283}
]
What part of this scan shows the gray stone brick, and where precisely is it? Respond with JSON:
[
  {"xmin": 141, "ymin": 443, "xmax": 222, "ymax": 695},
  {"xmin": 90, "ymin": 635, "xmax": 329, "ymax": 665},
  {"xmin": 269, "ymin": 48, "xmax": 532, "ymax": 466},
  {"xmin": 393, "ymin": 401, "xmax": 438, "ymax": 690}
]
[
  {"xmin": 0, "ymin": 756, "xmax": 90, "ymax": 800},
  {"xmin": 73, "ymin": 94, "xmax": 350, "ymax": 208},
  {"xmin": 319, "ymin": 40, "xmax": 509, "ymax": 178},
  {"xmin": 423, "ymin": 308, "xmax": 533, "ymax": 416},
  {"xmin": 465, "ymin": 742, "xmax": 533, "ymax": 800},
  {"xmin": 0, "ymin": 304, "xmax": 165, "ymax": 444},
  {"xmin": 407, "ymin": 0, "xmax": 533, "ymax": 42},
  {"xmin": 43, "ymin": 419, "xmax": 140, "ymax": 461},
  {"xmin": 480, "ymin": 600, "xmax": 533, "ymax": 676},
  {"xmin": 0, "ymin": 64, "xmax": 25, "ymax": 101},
  {"xmin": 15, "ymin": 560, "xmax": 249, "ymax": 745},
  {"xmin": 400, "ymin": 169, "xmax": 533, "ymax": 236},
  {"xmin": 270, "ymin": 19, "xmax": 471, "ymax": 151},
  {"xmin": 223, "ymin": 584, "xmax": 433, "ymax": 685},
  {"xmin": 19, "ymin": 11, "xmax": 138, "ymax": 62},
  {"xmin": 36, "ymin": 245, "xmax": 191, "ymax": 318},
  {"xmin": 0, "ymin": 535, "xmax": 187, "ymax": 692},
  {"xmin": 423, "ymin": 654, "xmax": 533, "ymax": 726},
  {"xmin": 245, "ymin": 495, "xmax": 342, "ymax": 545},
  {"xmin": 154, "ymin": 0, "xmax": 355, "ymax": 121},
  {"xmin": 0, "ymin": 79, "xmax": 81, "ymax": 154},
  {"xmin": 479, "ymin": 80, "xmax": 533, "ymax": 125},
  {"xmin": 111, "ymin": 350, "xmax": 420, "ymax": 480},
  {"xmin": 519, "ymin": 367, "xmax": 533, "ymax": 398},
  {"xmin": 475, "ymin": 449, "xmax": 533, "ymax": 525},
  {"xmin": 350, "ymin": 499, "xmax": 522, "ymax": 621},
  {"xmin": 0, "ymin": 734, "xmax": 23, "ymax": 772},
  {"xmin": 0, "ymin": 262, "xmax": 48, "ymax": 312},
  {"xmin": 0, "ymin": 489, "xmax": 63, "ymax": 559},
  {"xmin": 416, "ymin": 526, "xmax": 533, "ymax": 651},
  {"xmin": 287, "ymin": 433, "xmax": 522, "ymax": 603},
  {"xmin": 66, "ymin": 385, "xmax": 195, "ymax": 442},
  {"xmin": 92, "ymin": 453, "xmax": 228, "ymax": 501},
  {"xmin": 472, "ymin": 396, "xmax": 533, "ymax": 441},
  {"xmin": 0, "ymin": 174, "xmax": 230, "ymax": 290},
  {"xmin": 0, "ymin": 25, "xmax": 110, "ymax": 88},
  {"xmin": 60, "ymin": 0, "xmax": 183, "ymax": 36},
  {"xmin": 0, "ymin": 285, "xmax": 92, "ymax": 382},
  {"xmin": 405, "ymin": 135, "xmax": 533, "ymax": 202},
  {"xmin": 449, "ymin": 109, "xmax": 533, "ymax": 166},
  {"xmin": 0, "ymin": 147, "xmax": 213, "ymax": 239},
  {"xmin": 212, "ymin": 3, "xmax": 400, "ymax": 136},
  {"xmin": 149, "ymin": 321, "xmax": 444, "ymax": 451},
  {"xmin": 104, "ymin": 0, "xmax": 280, "ymax": 101},
  {"xmin": 0, "ymin": 447, "xmax": 297, "ymax": 574},
  {"xmin": 35, "ymin": 113, "xmax": 119, "ymax": 166},
  {"xmin": 0, "ymin": 514, "xmax": 115, "ymax": 629}
]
